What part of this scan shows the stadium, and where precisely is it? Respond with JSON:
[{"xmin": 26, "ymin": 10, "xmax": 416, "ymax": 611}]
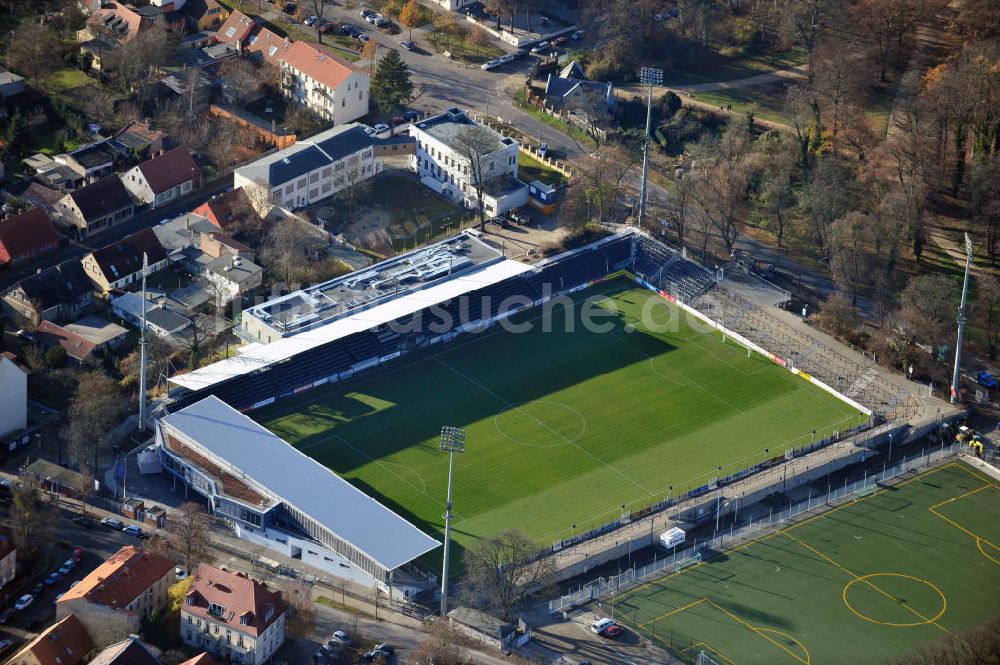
[{"xmin": 155, "ymin": 226, "xmax": 927, "ymax": 604}]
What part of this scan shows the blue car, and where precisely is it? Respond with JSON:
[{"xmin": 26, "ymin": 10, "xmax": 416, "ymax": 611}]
[
  {"xmin": 44, "ymin": 572, "xmax": 61, "ymax": 586},
  {"xmin": 977, "ymin": 371, "xmax": 998, "ymax": 389}
]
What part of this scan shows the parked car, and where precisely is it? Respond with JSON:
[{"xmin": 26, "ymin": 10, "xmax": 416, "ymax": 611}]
[
  {"xmin": 481, "ymin": 59, "xmax": 500, "ymax": 70},
  {"xmin": 508, "ymin": 210, "xmax": 530, "ymax": 225},
  {"xmin": 304, "ymin": 15, "xmax": 318, "ymax": 26},
  {"xmin": 44, "ymin": 572, "xmax": 61, "ymax": 586},
  {"xmin": 537, "ymin": 142, "xmax": 548, "ymax": 158},
  {"xmin": 0, "ymin": 639, "xmax": 12, "ymax": 652},
  {"xmin": 363, "ymin": 644, "xmax": 395, "ymax": 661},
  {"xmin": 320, "ymin": 21, "xmax": 336, "ymax": 33},
  {"xmin": 530, "ymin": 42, "xmax": 549, "ymax": 54},
  {"xmin": 375, "ymin": 17, "xmax": 390, "ymax": 28},
  {"xmin": 571, "ymin": 29, "xmax": 585, "ymax": 40},
  {"xmin": 404, "ymin": 110, "xmax": 420, "ymax": 121},
  {"xmin": 0, "ymin": 608, "xmax": 15, "ymax": 624},
  {"xmin": 552, "ymin": 36, "xmax": 568, "ymax": 46},
  {"xmin": 330, "ymin": 631, "xmax": 351, "ymax": 646},
  {"xmin": 360, "ymin": 8, "xmax": 376, "ymax": 18},
  {"xmin": 399, "ymin": 39, "xmax": 415, "ymax": 50},
  {"xmin": 101, "ymin": 517, "xmax": 124, "ymax": 529},
  {"xmin": 358, "ymin": 32, "xmax": 370, "ymax": 43},
  {"xmin": 175, "ymin": 567, "xmax": 189, "ymax": 580},
  {"xmin": 602, "ymin": 624, "xmax": 625, "ymax": 638},
  {"xmin": 71, "ymin": 515, "xmax": 92, "ymax": 528},
  {"xmin": 372, "ymin": 123, "xmax": 390, "ymax": 133},
  {"xmin": 14, "ymin": 594, "xmax": 33, "ymax": 611},
  {"xmin": 58, "ymin": 559, "xmax": 75, "ymax": 575},
  {"xmin": 341, "ymin": 23, "xmax": 358, "ymax": 35},
  {"xmin": 391, "ymin": 115, "xmax": 406, "ymax": 126},
  {"xmin": 976, "ymin": 371, "xmax": 998, "ymax": 389},
  {"xmin": 122, "ymin": 525, "xmax": 145, "ymax": 538},
  {"xmin": 590, "ymin": 617, "xmax": 614, "ymax": 634},
  {"xmin": 71, "ymin": 547, "xmax": 84, "ymax": 562},
  {"xmin": 283, "ymin": 2, "xmax": 296, "ymax": 14},
  {"xmin": 31, "ymin": 583, "xmax": 44, "ymax": 596}
]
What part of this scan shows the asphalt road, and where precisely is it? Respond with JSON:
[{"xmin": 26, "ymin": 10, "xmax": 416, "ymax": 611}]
[{"xmin": 0, "ymin": 175, "xmax": 233, "ymax": 294}]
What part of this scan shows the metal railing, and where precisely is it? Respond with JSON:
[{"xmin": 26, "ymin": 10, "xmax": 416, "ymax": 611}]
[{"xmin": 548, "ymin": 442, "xmax": 960, "ymax": 612}]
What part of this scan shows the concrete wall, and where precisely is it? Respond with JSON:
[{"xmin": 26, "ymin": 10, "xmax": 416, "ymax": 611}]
[{"xmin": 56, "ymin": 598, "xmax": 140, "ymax": 647}]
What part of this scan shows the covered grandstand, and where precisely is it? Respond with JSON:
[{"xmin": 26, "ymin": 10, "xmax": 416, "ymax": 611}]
[{"xmin": 166, "ymin": 228, "xmax": 717, "ymax": 411}]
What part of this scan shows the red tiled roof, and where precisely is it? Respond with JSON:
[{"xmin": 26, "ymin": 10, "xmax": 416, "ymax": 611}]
[
  {"xmin": 0, "ymin": 208, "xmax": 61, "ymax": 266},
  {"xmin": 136, "ymin": 146, "xmax": 199, "ymax": 194},
  {"xmin": 58, "ymin": 545, "xmax": 175, "ymax": 610},
  {"xmin": 215, "ymin": 9, "xmax": 255, "ymax": 45},
  {"xmin": 36, "ymin": 320, "xmax": 97, "ymax": 362},
  {"xmin": 88, "ymin": 1, "xmax": 145, "ymax": 42},
  {"xmin": 280, "ymin": 40, "xmax": 355, "ymax": 90},
  {"xmin": 246, "ymin": 26, "xmax": 293, "ymax": 66},
  {"xmin": 9, "ymin": 614, "xmax": 95, "ymax": 665},
  {"xmin": 184, "ymin": 564, "xmax": 284, "ymax": 637}
]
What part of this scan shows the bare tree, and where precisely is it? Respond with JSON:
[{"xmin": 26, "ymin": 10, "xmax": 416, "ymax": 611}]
[
  {"xmin": 10, "ymin": 484, "xmax": 55, "ymax": 563},
  {"xmin": 168, "ymin": 501, "xmax": 211, "ymax": 573},
  {"xmin": 177, "ymin": 315, "xmax": 218, "ymax": 371},
  {"xmin": 259, "ymin": 217, "xmax": 327, "ymax": 286},
  {"xmin": 460, "ymin": 529, "xmax": 554, "ymax": 621},
  {"xmin": 452, "ymin": 125, "xmax": 502, "ymax": 229},
  {"xmin": 243, "ymin": 176, "xmax": 277, "ymax": 219},
  {"xmin": 220, "ymin": 57, "xmax": 262, "ymax": 107},
  {"xmin": 5, "ymin": 21, "xmax": 60, "ymax": 81},
  {"xmin": 61, "ymin": 371, "xmax": 129, "ymax": 473},
  {"xmin": 342, "ymin": 154, "xmax": 371, "ymax": 222},
  {"xmin": 284, "ymin": 578, "xmax": 316, "ymax": 639}
]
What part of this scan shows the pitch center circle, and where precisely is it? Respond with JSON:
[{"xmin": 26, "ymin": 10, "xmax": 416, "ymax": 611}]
[
  {"xmin": 842, "ymin": 573, "xmax": 946, "ymax": 627},
  {"xmin": 493, "ymin": 400, "xmax": 587, "ymax": 448}
]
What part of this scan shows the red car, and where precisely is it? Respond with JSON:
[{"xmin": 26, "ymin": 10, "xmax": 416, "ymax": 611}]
[
  {"xmin": 71, "ymin": 547, "xmax": 84, "ymax": 562},
  {"xmin": 602, "ymin": 624, "xmax": 625, "ymax": 639},
  {"xmin": 552, "ymin": 36, "xmax": 568, "ymax": 46},
  {"xmin": 319, "ymin": 22, "xmax": 336, "ymax": 34}
]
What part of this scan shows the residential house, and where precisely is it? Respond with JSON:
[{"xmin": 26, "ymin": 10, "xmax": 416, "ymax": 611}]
[
  {"xmin": 7, "ymin": 614, "xmax": 95, "ymax": 665},
  {"xmin": 279, "ymin": 41, "xmax": 369, "ymax": 125},
  {"xmin": 28, "ymin": 153, "xmax": 86, "ymax": 191},
  {"xmin": 434, "ymin": 0, "xmax": 477, "ymax": 10},
  {"xmin": 0, "ymin": 352, "xmax": 26, "ymax": 438},
  {"xmin": 81, "ymin": 228, "xmax": 169, "ymax": 294},
  {"xmin": 201, "ymin": 231, "xmax": 254, "ymax": 262},
  {"xmin": 56, "ymin": 545, "xmax": 176, "ymax": 647},
  {"xmin": 543, "ymin": 69, "xmax": 616, "ymax": 128},
  {"xmin": 205, "ymin": 253, "xmax": 262, "ymax": 303},
  {"xmin": 79, "ymin": 1, "xmax": 146, "ymax": 43},
  {"xmin": 0, "ymin": 527, "xmax": 15, "ymax": 588},
  {"xmin": 181, "ymin": 563, "xmax": 286, "ymax": 665},
  {"xmin": 111, "ymin": 120, "xmax": 169, "ymax": 164},
  {"xmin": 410, "ymin": 107, "xmax": 528, "ymax": 217},
  {"xmin": 122, "ymin": 146, "xmax": 200, "ymax": 208},
  {"xmin": 2, "ymin": 260, "xmax": 95, "ymax": 324},
  {"xmin": 234, "ymin": 124, "xmax": 381, "ymax": 214},
  {"xmin": 56, "ymin": 175, "xmax": 136, "ymax": 239},
  {"xmin": 191, "ymin": 187, "xmax": 262, "ymax": 233},
  {"xmin": 152, "ymin": 212, "xmax": 220, "ymax": 270},
  {"xmin": 11, "ymin": 181, "xmax": 65, "ymax": 214},
  {"xmin": 112, "ymin": 291, "xmax": 191, "ymax": 338},
  {"xmin": 0, "ymin": 209, "xmax": 62, "ymax": 268},
  {"xmin": 88, "ymin": 636, "xmax": 163, "ymax": 665},
  {"xmin": 446, "ymin": 606, "xmax": 530, "ymax": 653},
  {"xmin": 54, "ymin": 141, "xmax": 119, "ymax": 185},
  {"xmin": 182, "ymin": 0, "xmax": 229, "ymax": 31},
  {"xmin": 214, "ymin": 11, "xmax": 291, "ymax": 67},
  {"xmin": 36, "ymin": 316, "xmax": 129, "ymax": 364},
  {"xmin": 0, "ymin": 68, "xmax": 26, "ymax": 98}
]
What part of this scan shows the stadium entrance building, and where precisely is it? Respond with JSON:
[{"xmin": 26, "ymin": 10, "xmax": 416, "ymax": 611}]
[{"xmin": 156, "ymin": 395, "xmax": 440, "ymax": 599}]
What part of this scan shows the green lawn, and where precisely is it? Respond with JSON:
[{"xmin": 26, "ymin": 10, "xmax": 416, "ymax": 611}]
[
  {"xmin": 257, "ymin": 280, "xmax": 858, "ymax": 568},
  {"xmin": 689, "ymin": 81, "xmax": 793, "ymax": 126},
  {"xmin": 618, "ymin": 462, "xmax": 1000, "ymax": 665},
  {"xmin": 662, "ymin": 48, "xmax": 807, "ymax": 86},
  {"xmin": 43, "ymin": 68, "xmax": 94, "ymax": 93},
  {"xmin": 519, "ymin": 152, "xmax": 568, "ymax": 187},
  {"xmin": 426, "ymin": 30, "xmax": 503, "ymax": 64}
]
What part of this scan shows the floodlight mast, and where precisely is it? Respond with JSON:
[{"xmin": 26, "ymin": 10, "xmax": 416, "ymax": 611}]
[
  {"xmin": 950, "ymin": 233, "xmax": 974, "ymax": 404},
  {"xmin": 138, "ymin": 253, "xmax": 149, "ymax": 432},
  {"xmin": 638, "ymin": 67, "xmax": 663, "ymax": 230},
  {"xmin": 439, "ymin": 425, "xmax": 466, "ymax": 616}
]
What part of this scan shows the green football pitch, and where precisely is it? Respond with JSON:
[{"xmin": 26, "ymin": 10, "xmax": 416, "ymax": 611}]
[
  {"xmin": 257, "ymin": 279, "xmax": 859, "ymax": 559},
  {"xmin": 617, "ymin": 462, "xmax": 1000, "ymax": 665}
]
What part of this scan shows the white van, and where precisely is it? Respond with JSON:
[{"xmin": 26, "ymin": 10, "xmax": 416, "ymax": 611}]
[{"xmin": 659, "ymin": 527, "xmax": 686, "ymax": 548}]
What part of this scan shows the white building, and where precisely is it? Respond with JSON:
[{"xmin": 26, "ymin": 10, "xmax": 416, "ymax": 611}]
[
  {"xmin": 410, "ymin": 108, "xmax": 528, "ymax": 217},
  {"xmin": 279, "ymin": 41, "xmax": 369, "ymax": 124},
  {"xmin": 181, "ymin": 563, "xmax": 285, "ymax": 665},
  {"xmin": 0, "ymin": 352, "xmax": 27, "ymax": 439},
  {"xmin": 233, "ymin": 123, "xmax": 380, "ymax": 213},
  {"xmin": 434, "ymin": 0, "xmax": 477, "ymax": 10}
]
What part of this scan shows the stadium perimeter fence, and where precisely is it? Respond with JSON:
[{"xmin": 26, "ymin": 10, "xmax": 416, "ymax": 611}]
[{"xmin": 547, "ymin": 441, "xmax": 961, "ymax": 613}]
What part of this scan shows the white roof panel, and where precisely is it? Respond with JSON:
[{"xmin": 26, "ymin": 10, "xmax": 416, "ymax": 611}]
[
  {"xmin": 162, "ymin": 395, "xmax": 440, "ymax": 571},
  {"xmin": 170, "ymin": 258, "xmax": 533, "ymax": 390}
]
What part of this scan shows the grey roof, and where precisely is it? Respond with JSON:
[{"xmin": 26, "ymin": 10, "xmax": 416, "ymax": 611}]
[
  {"xmin": 206, "ymin": 253, "xmax": 261, "ymax": 281},
  {"xmin": 146, "ymin": 306, "xmax": 190, "ymax": 333},
  {"xmin": 414, "ymin": 107, "xmax": 511, "ymax": 154},
  {"xmin": 235, "ymin": 123, "xmax": 374, "ymax": 188},
  {"xmin": 483, "ymin": 174, "xmax": 528, "ymax": 198},
  {"xmin": 162, "ymin": 396, "xmax": 440, "ymax": 570},
  {"xmin": 545, "ymin": 75, "xmax": 611, "ymax": 103}
]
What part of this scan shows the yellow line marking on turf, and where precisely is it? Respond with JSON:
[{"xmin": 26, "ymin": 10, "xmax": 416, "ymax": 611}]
[
  {"xmin": 637, "ymin": 598, "xmax": 707, "ymax": 628},
  {"xmin": 782, "ymin": 532, "xmax": 951, "ymax": 634},
  {"xmin": 708, "ymin": 600, "xmax": 810, "ymax": 665},
  {"xmin": 842, "ymin": 573, "xmax": 947, "ymax": 627},
  {"xmin": 681, "ymin": 642, "xmax": 738, "ymax": 665},
  {"xmin": 928, "ymin": 482, "xmax": 1000, "ymax": 566}
]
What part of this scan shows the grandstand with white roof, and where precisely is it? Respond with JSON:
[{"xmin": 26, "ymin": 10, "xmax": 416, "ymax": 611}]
[{"xmin": 158, "ymin": 227, "xmax": 717, "ymax": 595}]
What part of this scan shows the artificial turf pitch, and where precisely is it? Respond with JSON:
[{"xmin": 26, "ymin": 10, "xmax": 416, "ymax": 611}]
[
  {"xmin": 617, "ymin": 462, "xmax": 1000, "ymax": 665},
  {"xmin": 257, "ymin": 279, "xmax": 858, "ymax": 557}
]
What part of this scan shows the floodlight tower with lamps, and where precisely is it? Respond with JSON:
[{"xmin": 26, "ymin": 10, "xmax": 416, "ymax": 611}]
[
  {"xmin": 439, "ymin": 425, "xmax": 466, "ymax": 616},
  {"xmin": 950, "ymin": 233, "xmax": 973, "ymax": 404},
  {"xmin": 638, "ymin": 66, "xmax": 663, "ymax": 229},
  {"xmin": 138, "ymin": 253, "xmax": 149, "ymax": 432}
]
